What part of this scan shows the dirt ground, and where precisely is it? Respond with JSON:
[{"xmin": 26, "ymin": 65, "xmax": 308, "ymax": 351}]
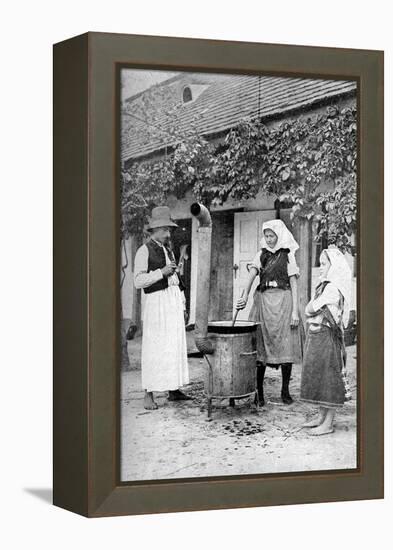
[{"xmin": 121, "ymin": 333, "xmax": 357, "ymax": 481}]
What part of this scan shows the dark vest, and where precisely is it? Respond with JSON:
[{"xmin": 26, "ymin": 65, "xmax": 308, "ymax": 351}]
[
  {"xmin": 143, "ymin": 240, "xmax": 185, "ymax": 294},
  {"xmin": 143, "ymin": 240, "xmax": 169, "ymax": 294},
  {"xmin": 258, "ymin": 248, "xmax": 290, "ymax": 292}
]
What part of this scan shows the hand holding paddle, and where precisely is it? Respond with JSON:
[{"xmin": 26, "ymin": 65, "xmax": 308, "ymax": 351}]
[{"xmin": 232, "ymin": 290, "xmax": 246, "ymax": 326}]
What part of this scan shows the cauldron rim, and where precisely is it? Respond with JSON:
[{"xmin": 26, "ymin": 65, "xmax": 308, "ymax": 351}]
[{"xmin": 207, "ymin": 320, "xmax": 258, "ymax": 334}]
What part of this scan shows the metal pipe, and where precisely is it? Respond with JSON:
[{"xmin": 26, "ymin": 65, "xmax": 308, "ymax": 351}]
[
  {"xmin": 190, "ymin": 202, "xmax": 214, "ymax": 354},
  {"xmin": 190, "ymin": 202, "xmax": 212, "ymax": 227}
]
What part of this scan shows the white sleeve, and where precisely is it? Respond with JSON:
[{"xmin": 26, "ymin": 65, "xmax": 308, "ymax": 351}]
[
  {"xmin": 133, "ymin": 245, "xmax": 164, "ymax": 289},
  {"xmin": 310, "ymin": 283, "xmax": 341, "ymax": 312},
  {"xmin": 287, "ymin": 252, "xmax": 300, "ymax": 277},
  {"xmin": 249, "ymin": 251, "xmax": 261, "ymax": 271}
]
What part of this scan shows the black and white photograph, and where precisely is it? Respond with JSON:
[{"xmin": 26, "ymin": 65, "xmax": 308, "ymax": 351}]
[{"xmin": 119, "ymin": 68, "xmax": 358, "ymax": 482}]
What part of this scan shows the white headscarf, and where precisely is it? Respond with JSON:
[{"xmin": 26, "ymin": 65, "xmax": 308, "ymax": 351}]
[
  {"xmin": 322, "ymin": 247, "xmax": 353, "ymax": 327},
  {"xmin": 260, "ymin": 219, "xmax": 299, "ymax": 254}
]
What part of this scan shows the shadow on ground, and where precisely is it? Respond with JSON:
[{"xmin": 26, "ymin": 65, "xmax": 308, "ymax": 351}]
[{"xmin": 24, "ymin": 488, "xmax": 53, "ymax": 504}]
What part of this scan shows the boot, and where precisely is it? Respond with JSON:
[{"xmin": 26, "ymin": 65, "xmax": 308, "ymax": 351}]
[
  {"xmin": 257, "ymin": 362, "xmax": 266, "ymax": 406},
  {"xmin": 281, "ymin": 363, "xmax": 293, "ymax": 404}
]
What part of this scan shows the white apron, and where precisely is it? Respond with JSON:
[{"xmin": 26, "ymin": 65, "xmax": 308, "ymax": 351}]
[{"xmin": 141, "ymin": 285, "xmax": 189, "ymax": 392}]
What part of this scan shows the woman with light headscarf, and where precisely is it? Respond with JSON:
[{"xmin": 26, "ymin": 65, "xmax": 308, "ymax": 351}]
[
  {"xmin": 236, "ymin": 219, "xmax": 304, "ymax": 406},
  {"xmin": 300, "ymin": 247, "xmax": 352, "ymax": 435}
]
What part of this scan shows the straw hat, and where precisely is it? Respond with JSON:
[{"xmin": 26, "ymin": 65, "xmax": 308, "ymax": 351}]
[{"xmin": 147, "ymin": 206, "xmax": 178, "ymax": 230}]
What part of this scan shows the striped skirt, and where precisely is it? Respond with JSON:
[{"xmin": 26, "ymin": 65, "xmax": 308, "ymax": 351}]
[{"xmin": 300, "ymin": 325, "xmax": 345, "ymax": 408}]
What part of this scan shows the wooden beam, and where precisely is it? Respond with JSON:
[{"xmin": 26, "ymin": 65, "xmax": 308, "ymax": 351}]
[{"xmin": 298, "ymin": 217, "xmax": 313, "ymax": 321}]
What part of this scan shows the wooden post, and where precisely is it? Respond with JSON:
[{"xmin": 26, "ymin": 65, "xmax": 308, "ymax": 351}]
[
  {"xmin": 195, "ymin": 226, "xmax": 212, "ymax": 338},
  {"xmin": 297, "ymin": 217, "xmax": 313, "ymax": 322}
]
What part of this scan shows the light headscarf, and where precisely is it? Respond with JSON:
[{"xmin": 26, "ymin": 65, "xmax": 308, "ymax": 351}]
[
  {"xmin": 321, "ymin": 247, "xmax": 353, "ymax": 327},
  {"xmin": 260, "ymin": 219, "xmax": 299, "ymax": 254}
]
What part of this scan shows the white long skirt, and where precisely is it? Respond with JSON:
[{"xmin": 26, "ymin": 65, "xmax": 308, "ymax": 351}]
[{"xmin": 141, "ymin": 285, "xmax": 189, "ymax": 392}]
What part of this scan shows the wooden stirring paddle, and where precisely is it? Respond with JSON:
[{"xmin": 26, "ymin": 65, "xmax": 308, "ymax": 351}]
[{"xmin": 232, "ymin": 290, "xmax": 244, "ymax": 327}]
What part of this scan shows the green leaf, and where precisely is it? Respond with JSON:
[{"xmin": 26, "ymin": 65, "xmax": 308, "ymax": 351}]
[{"xmin": 281, "ymin": 167, "xmax": 291, "ymax": 181}]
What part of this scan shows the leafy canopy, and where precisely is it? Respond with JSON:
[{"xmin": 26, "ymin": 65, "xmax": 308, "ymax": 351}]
[{"xmin": 121, "ymin": 104, "xmax": 357, "ymax": 252}]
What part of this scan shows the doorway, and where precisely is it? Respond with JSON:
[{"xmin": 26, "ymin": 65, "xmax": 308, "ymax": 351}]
[{"xmin": 171, "ymin": 219, "xmax": 192, "ymax": 323}]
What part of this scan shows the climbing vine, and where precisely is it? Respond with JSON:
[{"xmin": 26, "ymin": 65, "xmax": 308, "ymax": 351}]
[{"xmin": 121, "ymin": 103, "xmax": 357, "ymax": 252}]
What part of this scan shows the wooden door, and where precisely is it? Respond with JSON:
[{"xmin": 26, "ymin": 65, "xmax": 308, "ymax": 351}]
[{"xmin": 233, "ymin": 210, "xmax": 275, "ymax": 320}]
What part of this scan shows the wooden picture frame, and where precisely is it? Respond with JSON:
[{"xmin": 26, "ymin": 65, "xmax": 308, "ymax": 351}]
[{"xmin": 53, "ymin": 32, "xmax": 383, "ymax": 517}]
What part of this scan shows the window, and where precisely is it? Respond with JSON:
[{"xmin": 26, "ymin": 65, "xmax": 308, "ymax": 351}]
[{"xmin": 182, "ymin": 86, "xmax": 192, "ymax": 103}]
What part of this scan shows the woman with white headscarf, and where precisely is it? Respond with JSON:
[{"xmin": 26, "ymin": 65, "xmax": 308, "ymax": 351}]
[
  {"xmin": 236, "ymin": 219, "xmax": 304, "ymax": 406},
  {"xmin": 300, "ymin": 247, "xmax": 352, "ymax": 435}
]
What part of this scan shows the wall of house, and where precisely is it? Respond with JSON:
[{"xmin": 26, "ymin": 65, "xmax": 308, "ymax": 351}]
[
  {"xmin": 120, "ymin": 238, "xmax": 133, "ymax": 320},
  {"xmin": 121, "ymin": 233, "xmax": 142, "ymax": 326}
]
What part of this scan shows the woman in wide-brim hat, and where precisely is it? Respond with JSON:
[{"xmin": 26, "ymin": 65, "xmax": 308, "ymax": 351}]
[{"xmin": 134, "ymin": 206, "xmax": 191, "ymax": 410}]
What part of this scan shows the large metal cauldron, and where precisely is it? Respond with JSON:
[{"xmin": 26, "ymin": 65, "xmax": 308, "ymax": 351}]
[
  {"xmin": 204, "ymin": 321, "xmax": 258, "ymax": 418},
  {"xmin": 190, "ymin": 203, "xmax": 258, "ymax": 418}
]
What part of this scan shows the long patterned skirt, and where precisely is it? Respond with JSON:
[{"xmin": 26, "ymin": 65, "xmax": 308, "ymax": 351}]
[{"xmin": 300, "ymin": 325, "xmax": 345, "ymax": 408}]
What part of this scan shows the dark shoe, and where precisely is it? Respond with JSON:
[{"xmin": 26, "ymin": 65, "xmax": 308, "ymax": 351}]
[
  {"xmin": 281, "ymin": 363, "xmax": 293, "ymax": 404},
  {"xmin": 281, "ymin": 391, "xmax": 293, "ymax": 405},
  {"xmin": 168, "ymin": 389, "xmax": 192, "ymax": 401},
  {"xmin": 257, "ymin": 362, "xmax": 266, "ymax": 406}
]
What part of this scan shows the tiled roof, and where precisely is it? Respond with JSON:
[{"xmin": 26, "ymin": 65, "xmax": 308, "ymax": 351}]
[{"xmin": 121, "ymin": 73, "xmax": 356, "ymax": 162}]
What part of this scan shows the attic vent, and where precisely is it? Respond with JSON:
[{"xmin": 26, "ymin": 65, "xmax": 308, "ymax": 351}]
[{"xmin": 182, "ymin": 86, "xmax": 192, "ymax": 103}]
